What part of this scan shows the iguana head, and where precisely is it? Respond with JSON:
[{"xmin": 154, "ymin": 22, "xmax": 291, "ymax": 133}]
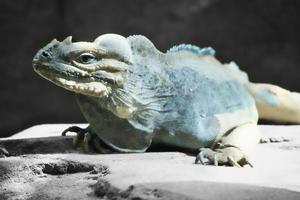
[{"xmin": 33, "ymin": 34, "xmax": 133, "ymax": 97}]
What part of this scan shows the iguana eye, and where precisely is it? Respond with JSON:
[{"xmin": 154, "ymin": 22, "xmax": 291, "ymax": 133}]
[{"xmin": 77, "ymin": 53, "xmax": 96, "ymax": 64}]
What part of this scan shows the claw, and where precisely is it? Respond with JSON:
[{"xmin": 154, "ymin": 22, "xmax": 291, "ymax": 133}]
[
  {"xmin": 0, "ymin": 146, "xmax": 9, "ymax": 158},
  {"xmin": 248, "ymin": 161, "xmax": 254, "ymax": 168},
  {"xmin": 214, "ymin": 154, "xmax": 218, "ymax": 166},
  {"xmin": 62, "ymin": 126, "xmax": 85, "ymax": 136},
  {"xmin": 82, "ymin": 132, "xmax": 92, "ymax": 153},
  {"xmin": 227, "ymin": 156, "xmax": 241, "ymax": 168},
  {"xmin": 246, "ymin": 160, "xmax": 254, "ymax": 168},
  {"xmin": 243, "ymin": 156, "xmax": 254, "ymax": 168}
]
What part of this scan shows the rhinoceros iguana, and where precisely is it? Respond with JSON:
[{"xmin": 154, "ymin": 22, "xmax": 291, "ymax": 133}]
[{"xmin": 32, "ymin": 34, "xmax": 300, "ymax": 167}]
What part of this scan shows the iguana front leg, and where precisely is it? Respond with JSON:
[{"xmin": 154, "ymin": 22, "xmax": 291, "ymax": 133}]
[
  {"xmin": 62, "ymin": 126, "xmax": 114, "ymax": 154},
  {"xmin": 195, "ymin": 123, "xmax": 261, "ymax": 167}
]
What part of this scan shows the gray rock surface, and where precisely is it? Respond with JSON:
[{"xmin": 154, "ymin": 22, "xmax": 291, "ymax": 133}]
[{"xmin": 1, "ymin": 124, "xmax": 300, "ymax": 199}]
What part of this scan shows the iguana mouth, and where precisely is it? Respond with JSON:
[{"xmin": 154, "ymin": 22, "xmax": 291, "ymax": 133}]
[
  {"xmin": 33, "ymin": 62, "xmax": 112, "ymax": 97},
  {"xmin": 55, "ymin": 77, "xmax": 110, "ymax": 97}
]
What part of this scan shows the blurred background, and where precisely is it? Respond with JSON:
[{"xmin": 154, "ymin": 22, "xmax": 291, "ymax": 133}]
[{"xmin": 0, "ymin": 0, "xmax": 299, "ymax": 137}]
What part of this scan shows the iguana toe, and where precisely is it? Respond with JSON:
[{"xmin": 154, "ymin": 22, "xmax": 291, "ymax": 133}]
[
  {"xmin": 0, "ymin": 146, "xmax": 9, "ymax": 158},
  {"xmin": 82, "ymin": 132, "xmax": 92, "ymax": 153}
]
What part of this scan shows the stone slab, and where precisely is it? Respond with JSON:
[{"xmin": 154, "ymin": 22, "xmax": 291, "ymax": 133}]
[{"xmin": 0, "ymin": 124, "xmax": 300, "ymax": 199}]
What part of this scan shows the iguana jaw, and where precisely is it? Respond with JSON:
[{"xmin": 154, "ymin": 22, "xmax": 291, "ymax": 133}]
[
  {"xmin": 33, "ymin": 61, "xmax": 114, "ymax": 97},
  {"xmin": 56, "ymin": 77, "xmax": 110, "ymax": 97}
]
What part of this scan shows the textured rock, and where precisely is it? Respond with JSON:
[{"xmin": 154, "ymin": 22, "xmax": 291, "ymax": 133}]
[{"xmin": 0, "ymin": 124, "xmax": 300, "ymax": 199}]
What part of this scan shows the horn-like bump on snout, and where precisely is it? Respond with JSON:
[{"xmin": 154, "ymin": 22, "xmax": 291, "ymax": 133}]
[
  {"xmin": 62, "ymin": 36, "xmax": 72, "ymax": 45},
  {"xmin": 50, "ymin": 38, "xmax": 60, "ymax": 47}
]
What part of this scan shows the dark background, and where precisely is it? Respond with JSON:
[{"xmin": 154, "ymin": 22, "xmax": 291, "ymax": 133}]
[{"xmin": 0, "ymin": 0, "xmax": 299, "ymax": 137}]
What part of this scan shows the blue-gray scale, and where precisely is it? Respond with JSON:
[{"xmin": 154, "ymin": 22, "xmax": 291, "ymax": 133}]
[
  {"xmin": 77, "ymin": 65, "xmax": 254, "ymax": 151},
  {"xmin": 76, "ymin": 43, "xmax": 255, "ymax": 152},
  {"xmin": 152, "ymin": 66, "xmax": 254, "ymax": 149}
]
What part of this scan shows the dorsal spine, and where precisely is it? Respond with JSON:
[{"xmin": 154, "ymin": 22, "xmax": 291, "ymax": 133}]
[{"xmin": 167, "ymin": 44, "xmax": 215, "ymax": 56}]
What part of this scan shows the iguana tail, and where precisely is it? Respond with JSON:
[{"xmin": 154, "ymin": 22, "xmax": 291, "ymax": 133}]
[{"xmin": 247, "ymin": 82, "xmax": 300, "ymax": 124}]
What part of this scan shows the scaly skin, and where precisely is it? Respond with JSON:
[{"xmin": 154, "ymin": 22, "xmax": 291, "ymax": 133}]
[{"xmin": 31, "ymin": 34, "xmax": 300, "ymax": 167}]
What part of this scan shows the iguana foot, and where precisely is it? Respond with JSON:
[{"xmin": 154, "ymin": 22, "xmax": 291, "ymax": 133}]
[
  {"xmin": 62, "ymin": 126, "xmax": 114, "ymax": 154},
  {"xmin": 0, "ymin": 146, "xmax": 9, "ymax": 158},
  {"xmin": 195, "ymin": 144, "xmax": 253, "ymax": 168}
]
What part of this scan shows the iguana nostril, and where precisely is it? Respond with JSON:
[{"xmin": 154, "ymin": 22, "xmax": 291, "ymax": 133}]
[{"xmin": 42, "ymin": 51, "xmax": 49, "ymax": 57}]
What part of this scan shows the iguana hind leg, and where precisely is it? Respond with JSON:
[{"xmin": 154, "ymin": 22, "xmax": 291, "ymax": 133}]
[
  {"xmin": 247, "ymin": 83, "xmax": 300, "ymax": 123},
  {"xmin": 195, "ymin": 123, "xmax": 260, "ymax": 167}
]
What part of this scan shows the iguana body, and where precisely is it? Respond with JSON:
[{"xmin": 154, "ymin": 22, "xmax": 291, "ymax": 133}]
[{"xmin": 32, "ymin": 34, "xmax": 300, "ymax": 167}]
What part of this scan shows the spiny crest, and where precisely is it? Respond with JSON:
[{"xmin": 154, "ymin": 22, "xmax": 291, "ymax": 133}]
[{"xmin": 167, "ymin": 44, "xmax": 215, "ymax": 56}]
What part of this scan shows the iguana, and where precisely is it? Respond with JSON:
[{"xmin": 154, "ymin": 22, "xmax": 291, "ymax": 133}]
[{"xmin": 31, "ymin": 34, "xmax": 300, "ymax": 167}]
